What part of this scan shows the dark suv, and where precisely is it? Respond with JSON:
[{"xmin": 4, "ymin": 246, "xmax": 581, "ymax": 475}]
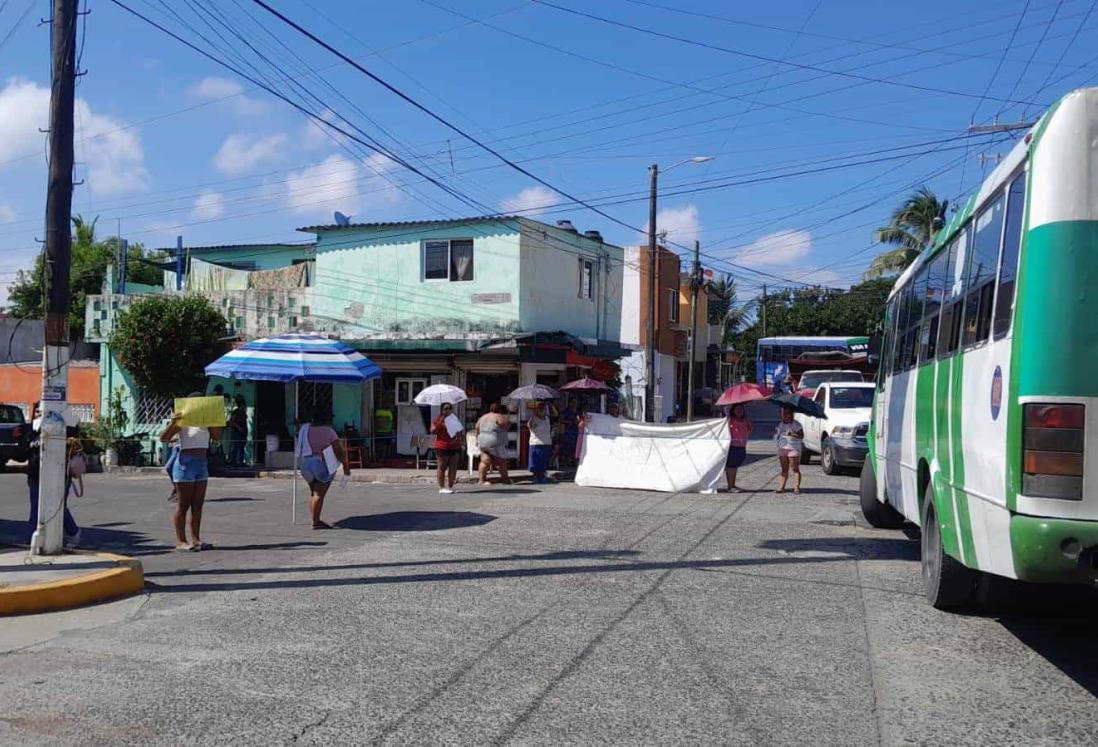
[{"xmin": 0, "ymin": 404, "xmax": 30, "ymax": 469}]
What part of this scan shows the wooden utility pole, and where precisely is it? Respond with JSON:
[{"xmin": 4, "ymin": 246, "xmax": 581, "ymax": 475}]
[
  {"xmin": 761, "ymin": 284, "xmax": 768, "ymax": 338},
  {"xmin": 645, "ymin": 164, "xmax": 658, "ymax": 423},
  {"xmin": 31, "ymin": 0, "xmax": 79, "ymax": 555},
  {"xmin": 686, "ymin": 240, "xmax": 702, "ymax": 422}
]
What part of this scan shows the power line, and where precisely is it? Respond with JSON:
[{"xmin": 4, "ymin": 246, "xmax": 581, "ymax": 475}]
[{"xmin": 533, "ymin": 1, "xmax": 1048, "ymax": 108}]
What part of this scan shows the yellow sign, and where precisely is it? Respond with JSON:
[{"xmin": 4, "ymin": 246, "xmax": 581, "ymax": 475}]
[{"xmin": 174, "ymin": 396, "xmax": 226, "ymax": 428}]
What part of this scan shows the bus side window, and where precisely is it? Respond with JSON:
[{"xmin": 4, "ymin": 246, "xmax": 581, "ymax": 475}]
[
  {"xmin": 941, "ymin": 227, "xmax": 969, "ymax": 356},
  {"xmin": 922, "ymin": 248, "xmax": 948, "ymax": 361},
  {"xmin": 963, "ymin": 194, "xmax": 1004, "ymax": 347},
  {"xmin": 993, "ymin": 173, "xmax": 1026, "ymax": 339},
  {"xmin": 909, "ymin": 265, "xmax": 929, "ymax": 367}
]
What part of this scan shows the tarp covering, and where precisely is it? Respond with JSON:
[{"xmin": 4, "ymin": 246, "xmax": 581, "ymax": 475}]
[{"xmin": 575, "ymin": 414, "xmax": 730, "ymax": 493}]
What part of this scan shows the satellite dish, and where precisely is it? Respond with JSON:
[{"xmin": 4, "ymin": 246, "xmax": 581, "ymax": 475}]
[{"xmin": 334, "ymin": 211, "xmax": 351, "ymax": 227}]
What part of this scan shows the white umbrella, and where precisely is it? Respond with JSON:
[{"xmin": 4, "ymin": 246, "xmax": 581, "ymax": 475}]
[{"xmin": 413, "ymin": 384, "xmax": 467, "ymax": 406}]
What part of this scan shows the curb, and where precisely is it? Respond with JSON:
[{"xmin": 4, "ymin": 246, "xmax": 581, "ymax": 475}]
[{"xmin": 0, "ymin": 552, "xmax": 144, "ymax": 617}]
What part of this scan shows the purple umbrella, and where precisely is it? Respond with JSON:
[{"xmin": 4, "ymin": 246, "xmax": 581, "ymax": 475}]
[{"xmin": 560, "ymin": 377, "xmax": 611, "ymax": 392}]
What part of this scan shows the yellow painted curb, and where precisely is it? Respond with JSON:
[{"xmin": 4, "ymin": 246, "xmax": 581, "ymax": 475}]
[{"xmin": 0, "ymin": 552, "xmax": 144, "ymax": 616}]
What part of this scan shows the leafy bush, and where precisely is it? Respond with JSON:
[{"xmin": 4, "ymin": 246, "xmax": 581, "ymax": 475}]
[{"xmin": 109, "ymin": 295, "xmax": 228, "ymax": 396}]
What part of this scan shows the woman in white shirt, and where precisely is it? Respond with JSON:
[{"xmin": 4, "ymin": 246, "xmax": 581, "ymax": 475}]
[
  {"xmin": 160, "ymin": 394, "xmax": 222, "ymax": 551},
  {"xmin": 774, "ymin": 406, "xmax": 804, "ymax": 494},
  {"xmin": 527, "ymin": 401, "xmax": 553, "ymax": 484}
]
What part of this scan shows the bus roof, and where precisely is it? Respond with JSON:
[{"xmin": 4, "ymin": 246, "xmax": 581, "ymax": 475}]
[{"xmin": 757, "ymin": 336, "xmax": 868, "ymax": 345}]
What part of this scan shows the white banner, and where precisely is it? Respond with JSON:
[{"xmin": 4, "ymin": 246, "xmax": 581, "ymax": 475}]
[{"xmin": 575, "ymin": 414, "xmax": 730, "ymax": 493}]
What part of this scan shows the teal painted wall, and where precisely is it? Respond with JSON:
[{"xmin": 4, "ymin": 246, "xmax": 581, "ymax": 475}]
[
  {"xmin": 312, "ymin": 222, "xmax": 523, "ymax": 338},
  {"xmin": 187, "ymin": 245, "xmax": 313, "ymax": 271}
]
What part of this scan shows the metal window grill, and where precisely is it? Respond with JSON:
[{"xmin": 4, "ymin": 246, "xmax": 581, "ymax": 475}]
[
  {"xmin": 132, "ymin": 391, "xmax": 175, "ymax": 428},
  {"xmin": 298, "ymin": 382, "xmax": 333, "ymax": 419}
]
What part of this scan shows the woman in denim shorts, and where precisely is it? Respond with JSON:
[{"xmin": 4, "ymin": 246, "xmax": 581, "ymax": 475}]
[{"xmin": 160, "ymin": 400, "xmax": 222, "ymax": 551}]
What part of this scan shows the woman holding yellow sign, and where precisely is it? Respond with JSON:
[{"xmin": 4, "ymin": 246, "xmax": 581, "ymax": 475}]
[{"xmin": 160, "ymin": 393, "xmax": 223, "ymax": 551}]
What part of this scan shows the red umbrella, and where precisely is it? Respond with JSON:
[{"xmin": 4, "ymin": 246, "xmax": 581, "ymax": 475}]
[
  {"xmin": 560, "ymin": 377, "xmax": 611, "ymax": 392},
  {"xmin": 716, "ymin": 383, "xmax": 770, "ymax": 407}
]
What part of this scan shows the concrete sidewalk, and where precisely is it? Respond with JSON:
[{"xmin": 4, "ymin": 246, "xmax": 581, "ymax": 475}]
[{"xmin": 0, "ymin": 549, "xmax": 143, "ymax": 616}]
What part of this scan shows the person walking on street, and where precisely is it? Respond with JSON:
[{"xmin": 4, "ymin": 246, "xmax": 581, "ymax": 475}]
[
  {"xmin": 774, "ymin": 406, "xmax": 804, "ymax": 494},
  {"xmin": 296, "ymin": 409, "xmax": 350, "ymax": 530},
  {"xmin": 527, "ymin": 401, "xmax": 553, "ymax": 484},
  {"xmin": 228, "ymin": 395, "xmax": 248, "ymax": 466},
  {"xmin": 475, "ymin": 403, "xmax": 511, "ymax": 486},
  {"xmin": 160, "ymin": 395, "xmax": 222, "ymax": 550},
  {"xmin": 725, "ymin": 403, "xmax": 752, "ymax": 492},
  {"xmin": 24, "ymin": 402, "xmax": 82, "ymax": 549},
  {"xmin": 430, "ymin": 402, "xmax": 463, "ymax": 494}
]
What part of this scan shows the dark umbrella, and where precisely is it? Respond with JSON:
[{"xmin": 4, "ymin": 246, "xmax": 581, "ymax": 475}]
[
  {"xmin": 766, "ymin": 392, "xmax": 826, "ymax": 419},
  {"xmin": 560, "ymin": 377, "xmax": 611, "ymax": 392}
]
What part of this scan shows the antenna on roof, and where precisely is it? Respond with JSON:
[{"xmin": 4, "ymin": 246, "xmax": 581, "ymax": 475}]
[{"xmin": 334, "ymin": 211, "xmax": 351, "ymax": 227}]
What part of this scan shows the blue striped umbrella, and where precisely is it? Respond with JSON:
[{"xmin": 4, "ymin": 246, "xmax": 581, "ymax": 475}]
[
  {"xmin": 204, "ymin": 334, "xmax": 381, "ymax": 525},
  {"xmin": 204, "ymin": 333, "xmax": 381, "ymax": 383}
]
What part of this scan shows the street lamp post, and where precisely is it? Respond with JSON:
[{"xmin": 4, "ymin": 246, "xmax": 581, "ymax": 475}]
[{"xmin": 644, "ymin": 156, "xmax": 713, "ymax": 423}]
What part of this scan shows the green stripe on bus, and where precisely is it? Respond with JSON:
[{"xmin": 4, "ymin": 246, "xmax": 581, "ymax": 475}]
[
  {"xmin": 951, "ymin": 352, "xmax": 978, "ymax": 569},
  {"xmin": 933, "ymin": 358, "xmax": 961, "ymax": 559}
]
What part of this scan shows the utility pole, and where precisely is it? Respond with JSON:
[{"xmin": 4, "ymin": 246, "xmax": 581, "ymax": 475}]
[
  {"xmin": 31, "ymin": 0, "xmax": 79, "ymax": 556},
  {"xmin": 761, "ymin": 284, "xmax": 768, "ymax": 338},
  {"xmin": 966, "ymin": 120, "xmax": 1036, "ymax": 135},
  {"xmin": 686, "ymin": 240, "xmax": 702, "ymax": 422},
  {"xmin": 645, "ymin": 163, "xmax": 658, "ymax": 423}
]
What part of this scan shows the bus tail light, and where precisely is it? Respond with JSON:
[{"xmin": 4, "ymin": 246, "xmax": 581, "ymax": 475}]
[{"xmin": 1023, "ymin": 404, "xmax": 1085, "ymax": 500}]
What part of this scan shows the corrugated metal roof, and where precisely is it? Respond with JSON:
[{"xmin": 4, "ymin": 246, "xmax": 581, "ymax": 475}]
[
  {"xmin": 151, "ymin": 242, "xmax": 314, "ymax": 253},
  {"xmin": 296, "ymin": 215, "xmax": 523, "ymax": 233}
]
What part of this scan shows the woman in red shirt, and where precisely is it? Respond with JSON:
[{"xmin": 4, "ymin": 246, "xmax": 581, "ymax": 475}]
[
  {"xmin": 725, "ymin": 403, "xmax": 752, "ymax": 492},
  {"xmin": 430, "ymin": 402, "xmax": 464, "ymax": 494}
]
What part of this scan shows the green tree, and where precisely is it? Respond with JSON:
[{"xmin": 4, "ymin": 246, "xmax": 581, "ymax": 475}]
[
  {"xmin": 109, "ymin": 295, "xmax": 228, "ymax": 396},
  {"xmin": 866, "ymin": 187, "xmax": 948, "ymax": 279},
  {"xmin": 705, "ymin": 274, "xmax": 749, "ymax": 346},
  {"xmin": 6, "ymin": 215, "xmax": 167, "ymax": 338}
]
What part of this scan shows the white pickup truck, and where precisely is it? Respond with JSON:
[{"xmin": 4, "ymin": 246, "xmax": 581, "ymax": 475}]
[{"xmin": 795, "ymin": 381, "xmax": 875, "ymax": 474}]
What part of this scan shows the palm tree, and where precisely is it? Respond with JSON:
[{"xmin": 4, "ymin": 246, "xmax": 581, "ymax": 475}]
[
  {"xmin": 706, "ymin": 274, "xmax": 748, "ymax": 346},
  {"xmin": 866, "ymin": 187, "xmax": 948, "ymax": 278}
]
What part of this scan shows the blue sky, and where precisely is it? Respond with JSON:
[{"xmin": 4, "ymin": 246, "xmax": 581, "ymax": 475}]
[{"xmin": 1, "ymin": 0, "xmax": 1095, "ymax": 303}]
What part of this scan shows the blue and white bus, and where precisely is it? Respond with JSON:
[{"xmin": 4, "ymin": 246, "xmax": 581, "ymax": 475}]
[{"xmin": 756, "ymin": 336, "xmax": 870, "ymax": 386}]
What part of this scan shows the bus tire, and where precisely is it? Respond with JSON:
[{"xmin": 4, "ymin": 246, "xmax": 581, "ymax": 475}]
[
  {"xmin": 860, "ymin": 459, "xmax": 903, "ymax": 529},
  {"xmin": 921, "ymin": 488, "xmax": 976, "ymax": 610},
  {"xmin": 821, "ymin": 439, "xmax": 838, "ymax": 475}
]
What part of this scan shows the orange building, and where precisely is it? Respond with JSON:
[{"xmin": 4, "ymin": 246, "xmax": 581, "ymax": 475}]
[{"xmin": 0, "ymin": 361, "xmax": 100, "ymax": 421}]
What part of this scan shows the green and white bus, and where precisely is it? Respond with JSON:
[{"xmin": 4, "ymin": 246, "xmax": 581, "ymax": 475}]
[{"xmin": 861, "ymin": 87, "xmax": 1098, "ymax": 609}]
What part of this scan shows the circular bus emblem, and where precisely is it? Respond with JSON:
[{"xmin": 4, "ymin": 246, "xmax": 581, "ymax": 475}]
[{"xmin": 991, "ymin": 366, "xmax": 1003, "ymax": 420}]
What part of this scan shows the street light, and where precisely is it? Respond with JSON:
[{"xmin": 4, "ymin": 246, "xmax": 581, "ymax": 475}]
[{"xmin": 645, "ymin": 156, "xmax": 714, "ymax": 423}]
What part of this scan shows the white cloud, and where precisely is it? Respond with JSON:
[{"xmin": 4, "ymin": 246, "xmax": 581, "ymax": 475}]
[
  {"xmin": 500, "ymin": 185, "xmax": 558, "ymax": 217},
  {"xmin": 213, "ymin": 133, "xmax": 288, "ymax": 176},
  {"xmin": 0, "ymin": 204, "xmax": 14, "ymax": 222},
  {"xmin": 736, "ymin": 229, "xmax": 812, "ymax": 266},
  {"xmin": 281, "ymin": 152, "xmax": 401, "ymax": 217},
  {"xmin": 192, "ymin": 191, "xmax": 226, "ymax": 220},
  {"xmin": 0, "ymin": 78, "xmax": 147, "ymax": 196},
  {"xmin": 643, "ymin": 203, "xmax": 700, "ymax": 247},
  {"xmin": 189, "ymin": 76, "xmax": 265, "ymax": 115},
  {"xmin": 301, "ymin": 109, "xmax": 350, "ymax": 151}
]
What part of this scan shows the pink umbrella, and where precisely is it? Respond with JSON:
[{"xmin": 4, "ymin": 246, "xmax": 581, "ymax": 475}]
[
  {"xmin": 716, "ymin": 383, "xmax": 770, "ymax": 407},
  {"xmin": 560, "ymin": 377, "xmax": 612, "ymax": 392}
]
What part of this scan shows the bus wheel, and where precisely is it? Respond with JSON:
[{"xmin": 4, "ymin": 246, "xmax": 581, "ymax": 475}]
[
  {"xmin": 821, "ymin": 439, "xmax": 838, "ymax": 475},
  {"xmin": 859, "ymin": 460, "xmax": 903, "ymax": 528},
  {"xmin": 921, "ymin": 488, "xmax": 975, "ymax": 610}
]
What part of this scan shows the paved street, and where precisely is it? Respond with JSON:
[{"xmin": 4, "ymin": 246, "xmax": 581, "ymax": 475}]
[{"xmin": 1, "ymin": 444, "xmax": 1097, "ymax": 745}]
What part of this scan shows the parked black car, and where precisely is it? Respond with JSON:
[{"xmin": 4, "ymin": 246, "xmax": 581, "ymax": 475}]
[{"xmin": 0, "ymin": 403, "xmax": 30, "ymax": 469}]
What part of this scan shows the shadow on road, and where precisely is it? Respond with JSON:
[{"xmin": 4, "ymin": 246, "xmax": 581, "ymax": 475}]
[
  {"xmin": 0, "ymin": 518, "xmax": 173, "ymax": 557},
  {"xmin": 336, "ymin": 511, "xmax": 497, "ymax": 532},
  {"xmin": 144, "ymin": 548, "xmax": 643, "ymax": 579},
  {"xmin": 756, "ymin": 536, "xmax": 920, "ymax": 561},
  {"xmin": 207, "ymin": 496, "xmax": 263, "ymax": 503}
]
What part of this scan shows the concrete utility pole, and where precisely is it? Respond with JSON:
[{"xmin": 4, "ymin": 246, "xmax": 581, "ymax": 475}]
[
  {"xmin": 966, "ymin": 120, "xmax": 1036, "ymax": 135},
  {"xmin": 686, "ymin": 240, "xmax": 702, "ymax": 422},
  {"xmin": 32, "ymin": 0, "xmax": 79, "ymax": 556},
  {"xmin": 645, "ymin": 163, "xmax": 658, "ymax": 423}
]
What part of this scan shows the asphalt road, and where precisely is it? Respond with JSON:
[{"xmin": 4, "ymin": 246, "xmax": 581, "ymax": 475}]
[{"xmin": 1, "ymin": 443, "xmax": 1096, "ymax": 745}]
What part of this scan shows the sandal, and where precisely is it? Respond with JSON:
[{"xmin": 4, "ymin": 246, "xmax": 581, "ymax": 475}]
[
  {"xmin": 174, "ymin": 543, "xmax": 193, "ymax": 552},
  {"xmin": 312, "ymin": 521, "xmax": 332, "ymax": 530}
]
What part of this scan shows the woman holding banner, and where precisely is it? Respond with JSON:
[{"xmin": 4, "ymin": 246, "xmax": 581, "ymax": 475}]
[{"xmin": 160, "ymin": 393, "xmax": 223, "ymax": 551}]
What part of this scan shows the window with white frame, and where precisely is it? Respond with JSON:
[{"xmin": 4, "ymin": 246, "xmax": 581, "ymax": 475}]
[
  {"xmin": 396, "ymin": 378, "xmax": 428, "ymax": 405},
  {"xmin": 423, "ymin": 239, "xmax": 474, "ymax": 282},
  {"xmin": 668, "ymin": 288, "xmax": 680, "ymax": 324},
  {"xmin": 578, "ymin": 258, "xmax": 594, "ymax": 300}
]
